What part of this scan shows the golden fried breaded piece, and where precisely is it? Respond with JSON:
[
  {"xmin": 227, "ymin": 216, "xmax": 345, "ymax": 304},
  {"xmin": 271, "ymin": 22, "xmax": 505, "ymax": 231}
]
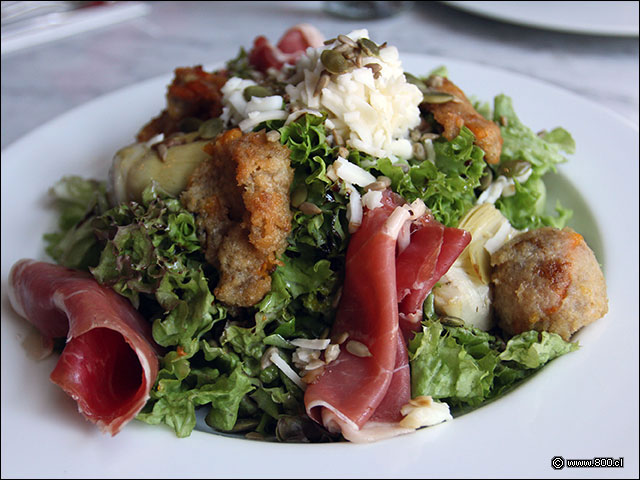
[
  {"xmin": 422, "ymin": 77, "xmax": 503, "ymax": 164},
  {"xmin": 490, "ymin": 227, "xmax": 608, "ymax": 340},
  {"xmin": 181, "ymin": 128, "xmax": 293, "ymax": 307},
  {"xmin": 136, "ymin": 66, "xmax": 227, "ymax": 142}
]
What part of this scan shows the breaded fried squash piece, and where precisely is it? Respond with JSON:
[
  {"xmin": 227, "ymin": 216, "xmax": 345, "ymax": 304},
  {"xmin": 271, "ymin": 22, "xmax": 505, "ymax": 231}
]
[
  {"xmin": 422, "ymin": 77, "xmax": 503, "ymax": 164},
  {"xmin": 181, "ymin": 128, "xmax": 293, "ymax": 307}
]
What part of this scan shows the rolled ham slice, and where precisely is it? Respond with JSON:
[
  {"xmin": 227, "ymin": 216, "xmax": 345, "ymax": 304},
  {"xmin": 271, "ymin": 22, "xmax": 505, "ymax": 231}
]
[{"xmin": 8, "ymin": 259, "xmax": 160, "ymax": 436}]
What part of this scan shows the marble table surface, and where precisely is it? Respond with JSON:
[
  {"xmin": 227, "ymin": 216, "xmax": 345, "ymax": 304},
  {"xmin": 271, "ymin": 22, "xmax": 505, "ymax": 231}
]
[{"xmin": 1, "ymin": 1, "xmax": 638, "ymax": 152}]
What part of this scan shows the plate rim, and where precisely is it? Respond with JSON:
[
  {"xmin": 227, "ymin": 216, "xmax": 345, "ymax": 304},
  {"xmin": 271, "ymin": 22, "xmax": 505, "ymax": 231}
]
[{"xmin": 2, "ymin": 52, "xmax": 638, "ymax": 479}]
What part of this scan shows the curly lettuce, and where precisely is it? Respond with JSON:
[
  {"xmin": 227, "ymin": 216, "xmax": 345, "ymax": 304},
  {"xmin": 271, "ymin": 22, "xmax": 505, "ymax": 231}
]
[{"xmin": 408, "ymin": 320, "xmax": 579, "ymax": 411}]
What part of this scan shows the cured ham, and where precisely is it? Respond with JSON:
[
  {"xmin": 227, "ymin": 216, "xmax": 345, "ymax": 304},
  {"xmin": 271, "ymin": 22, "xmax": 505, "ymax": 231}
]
[
  {"xmin": 8, "ymin": 259, "xmax": 160, "ymax": 436},
  {"xmin": 304, "ymin": 190, "xmax": 469, "ymax": 441},
  {"xmin": 397, "ymin": 222, "xmax": 471, "ymax": 338},
  {"xmin": 248, "ymin": 24, "xmax": 324, "ymax": 72},
  {"xmin": 305, "ymin": 195, "xmax": 402, "ymax": 433}
]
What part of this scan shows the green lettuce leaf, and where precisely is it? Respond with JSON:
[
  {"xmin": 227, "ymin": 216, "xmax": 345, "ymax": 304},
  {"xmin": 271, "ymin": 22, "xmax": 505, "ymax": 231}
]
[
  {"xmin": 492, "ymin": 94, "xmax": 575, "ymax": 229},
  {"xmin": 408, "ymin": 320, "xmax": 579, "ymax": 410},
  {"xmin": 372, "ymin": 126, "xmax": 485, "ymax": 227},
  {"xmin": 43, "ymin": 176, "xmax": 109, "ymax": 270}
]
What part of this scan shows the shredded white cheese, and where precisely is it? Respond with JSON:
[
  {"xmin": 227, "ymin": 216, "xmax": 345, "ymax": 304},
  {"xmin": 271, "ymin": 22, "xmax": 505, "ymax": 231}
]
[
  {"xmin": 328, "ymin": 156, "xmax": 376, "ymax": 187},
  {"xmin": 362, "ymin": 189, "xmax": 383, "ymax": 210},
  {"xmin": 269, "ymin": 350, "xmax": 306, "ymax": 391},
  {"xmin": 399, "ymin": 396, "xmax": 453, "ymax": 429},
  {"xmin": 285, "ymin": 29, "xmax": 422, "ymax": 160},
  {"xmin": 289, "ymin": 338, "xmax": 331, "ymax": 350},
  {"xmin": 220, "ymin": 77, "xmax": 286, "ymax": 132}
]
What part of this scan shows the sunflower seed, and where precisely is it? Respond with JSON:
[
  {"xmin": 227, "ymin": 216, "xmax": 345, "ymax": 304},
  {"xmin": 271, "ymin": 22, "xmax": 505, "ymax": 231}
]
[
  {"xmin": 314, "ymin": 72, "xmax": 330, "ymax": 97},
  {"xmin": 266, "ymin": 130, "xmax": 281, "ymax": 142},
  {"xmin": 427, "ymin": 75, "xmax": 444, "ymax": 88},
  {"xmin": 301, "ymin": 366, "xmax": 325, "ymax": 384},
  {"xmin": 337, "ymin": 146, "xmax": 350, "ymax": 158},
  {"xmin": 364, "ymin": 62, "xmax": 382, "ymax": 74},
  {"xmin": 324, "ymin": 344, "xmax": 340, "ymax": 364},
  {"xmin": 156, "ymin": 144, "xmax": 168, "ymax": 161},
  {"xmin": 331, "ymin": 331, "xmax": 349, "ymax": 345},
  {"xmin": 305, "ymin": 359, "xmax": 326, "ymax": 371},
  {"xmin": 333, "ymin": 42, "xmax": 352, "ymax": 54},
  {"xmin": 346, "ymin": 340, "xmax": 372, "ymax": 358},
  {"xmin": 408, "ymin": 396, "xmax": 433, "ymax": 408},
  {"xmin": 421, "ymin": 132, "xmax": 440, "ymax": 141},
  {"xmin": 298, "ymin": 202, "xmax": 323, "ymax": 215},
  {"xmin": 337, "ymin": 34, "xmax": 357, "ymax": 47}
]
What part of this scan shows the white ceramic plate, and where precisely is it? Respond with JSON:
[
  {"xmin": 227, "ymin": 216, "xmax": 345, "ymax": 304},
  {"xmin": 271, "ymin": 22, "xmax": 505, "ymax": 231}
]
[
  {"xmin": 2, "ymin": 53, "xmax": 638, "ymax": 479},
  {"xmin": 443, "ymin": 1, "xmax": 640, "ymax": 36}
]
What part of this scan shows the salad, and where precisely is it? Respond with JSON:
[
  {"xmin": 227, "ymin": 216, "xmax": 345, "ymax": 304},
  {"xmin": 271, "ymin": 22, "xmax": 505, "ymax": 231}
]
[{"xmin": 7, "ymin": 25, "xmax": 608, "ymax": 443}]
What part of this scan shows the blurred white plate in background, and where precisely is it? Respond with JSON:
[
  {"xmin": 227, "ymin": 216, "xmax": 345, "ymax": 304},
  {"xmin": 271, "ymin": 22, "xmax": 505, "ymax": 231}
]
[{"xmin": 443, "ymin": 1, "xmax": 639, "ymax": 36}]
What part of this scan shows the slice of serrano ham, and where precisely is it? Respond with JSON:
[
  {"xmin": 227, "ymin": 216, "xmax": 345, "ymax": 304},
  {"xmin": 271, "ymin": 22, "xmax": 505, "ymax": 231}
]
[
  {"xmin": 304, "ymin": 193, "xmax": 404, "ymax": 434},
  {"xmin": 8, "ymin": 259, "xmax": 160, "ymax": 436},
  {"xmin": 305, "ymin": 190, "xmax": 469, "ymax": 442},
  {"xmin": 397, "ymin": 222, "xmax": 471, "ymax": 338},
  {"xmin": 248, "ymin": 23, "xmax": 324, "ymax": 72}
]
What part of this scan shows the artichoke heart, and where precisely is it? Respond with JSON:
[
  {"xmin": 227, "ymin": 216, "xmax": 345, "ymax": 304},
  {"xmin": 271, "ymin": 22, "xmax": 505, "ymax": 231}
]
[
  {"xmin": 108, "ymin": 134, "xmax": 210, "ymax": 205},
  {"xmin": 456, "ymin": 203, "xmax": 520, "ymax": 284}
]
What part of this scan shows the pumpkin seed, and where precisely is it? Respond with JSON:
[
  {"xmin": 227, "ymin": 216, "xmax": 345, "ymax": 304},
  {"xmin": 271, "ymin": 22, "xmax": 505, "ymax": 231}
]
[
  {"xmin": 321, "ymin": 49, "xmax": 350, "ymax": 74},
  {"xmin": 422, "ymin": 90, "xmax": 454, "ymax": 104},
  {"xmin": 479, "ymin": 168, "xmax": 493, "ymax": 191},
  {"xmin": 230, "ymin": 418, "xmax": 260, "ymax": 433},
  {"xmin": 198, "ymin": 118, "xmax": 224, "ymax": 139},
  {"xmin": 243, "ymin": 85, "xmax": 272, "ymax": 101},
  {"xmin": 440, "ymin": 316, "xmax": 465, "ymax": 327},
  {"xmin": 178, "ymin": 116, "xmax": 202, "ymax": 133},
  {"xmin": 290, "ymin": 185, "xmax": 308, "ymax": 207},
  {"xmin": 357, "ymin": 37, "xmax": 380, "ymax": 56},
  {"xmin": 499, "ymin": 159, "xmax": 531, "ymax": 178}
]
